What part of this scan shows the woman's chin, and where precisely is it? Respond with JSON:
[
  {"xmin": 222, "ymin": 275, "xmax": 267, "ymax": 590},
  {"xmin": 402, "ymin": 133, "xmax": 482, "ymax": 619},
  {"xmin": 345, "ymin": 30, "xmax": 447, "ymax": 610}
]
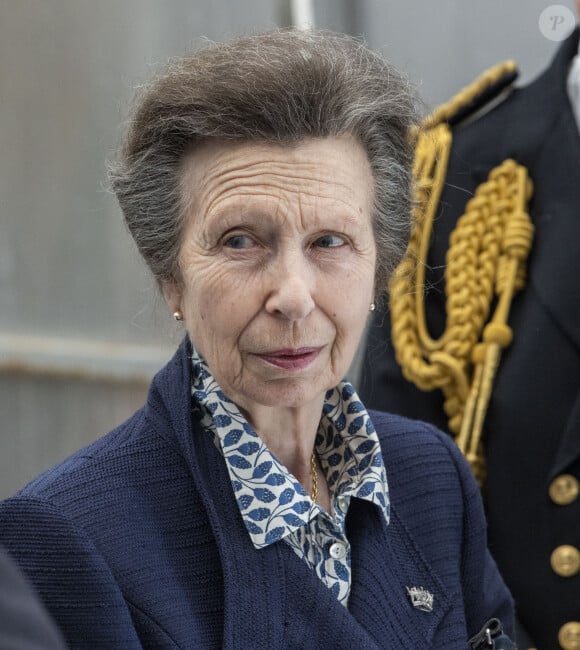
[{"xmin": 234, "ymin": 375, "xmax": 331, "ymax": 411}]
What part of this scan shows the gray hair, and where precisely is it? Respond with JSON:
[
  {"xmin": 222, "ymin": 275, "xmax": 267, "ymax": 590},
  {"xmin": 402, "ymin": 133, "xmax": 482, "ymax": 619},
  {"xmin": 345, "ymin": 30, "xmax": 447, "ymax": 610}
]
[{"xmin": 109, "ymin": 28, "xmax": 419, "ymax": 297}]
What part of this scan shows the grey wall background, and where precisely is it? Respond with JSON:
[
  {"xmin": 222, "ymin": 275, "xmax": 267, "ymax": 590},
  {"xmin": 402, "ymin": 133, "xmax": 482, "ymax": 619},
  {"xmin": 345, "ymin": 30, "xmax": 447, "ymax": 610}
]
[{"xmin": 1, "ymin": 0, "xmax": 575, "ymax": 497}]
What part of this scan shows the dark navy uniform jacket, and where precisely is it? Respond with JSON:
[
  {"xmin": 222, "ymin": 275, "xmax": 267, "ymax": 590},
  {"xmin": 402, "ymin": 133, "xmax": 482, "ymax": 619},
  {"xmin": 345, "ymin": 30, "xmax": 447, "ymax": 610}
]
[{"xmin": 361, "ymin": 28, "xmax": 580, "ymax": 650}]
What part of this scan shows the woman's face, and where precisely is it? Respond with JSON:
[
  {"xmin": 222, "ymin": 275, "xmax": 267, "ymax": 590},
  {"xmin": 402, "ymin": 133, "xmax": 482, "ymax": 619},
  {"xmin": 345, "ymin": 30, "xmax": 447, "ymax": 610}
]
[{"xmin": 169, "ymin": 136, "xmax": 376, "ymax": 414}]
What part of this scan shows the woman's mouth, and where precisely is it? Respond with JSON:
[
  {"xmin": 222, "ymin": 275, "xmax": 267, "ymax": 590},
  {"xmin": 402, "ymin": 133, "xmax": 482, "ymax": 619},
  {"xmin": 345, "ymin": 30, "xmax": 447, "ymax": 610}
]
[{"xmin": 256, "ymin": 347, "xmax": 323, "ymax": 370}]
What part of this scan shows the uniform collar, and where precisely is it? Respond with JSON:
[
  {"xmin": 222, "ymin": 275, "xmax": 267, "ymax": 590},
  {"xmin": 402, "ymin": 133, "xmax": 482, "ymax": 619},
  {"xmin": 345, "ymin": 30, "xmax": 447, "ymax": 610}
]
[
  {"xmin": 189, "ymin": 347, "xmax": 389, "ymax": 549},
  {"xmin": 567, "ymin": 29, "xmax": 580, "ymax": 131}
]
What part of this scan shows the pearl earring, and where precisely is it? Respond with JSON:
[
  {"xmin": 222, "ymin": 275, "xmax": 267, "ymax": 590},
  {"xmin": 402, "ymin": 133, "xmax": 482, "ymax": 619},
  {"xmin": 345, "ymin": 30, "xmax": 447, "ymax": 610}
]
[
  {"xmin": 369, "ymin": 303, "xmax": 376, "ymax": 312},
  {"xmin": 173, "ymin": 310, "xmax": 183, "ymax": 321}
]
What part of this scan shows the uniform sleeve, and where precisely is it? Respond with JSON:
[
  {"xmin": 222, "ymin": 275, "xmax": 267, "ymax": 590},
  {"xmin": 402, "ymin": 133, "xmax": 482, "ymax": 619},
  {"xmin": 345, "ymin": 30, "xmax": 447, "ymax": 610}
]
[{"xmin": 0, "ymin": 496, "xmax": 143, "ymax": 650}]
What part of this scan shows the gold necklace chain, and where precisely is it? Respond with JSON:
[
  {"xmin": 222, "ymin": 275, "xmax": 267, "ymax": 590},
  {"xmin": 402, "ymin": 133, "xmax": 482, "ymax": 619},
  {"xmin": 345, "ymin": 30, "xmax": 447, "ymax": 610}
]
[{"xmin": 310, "ymin": 451, "xmax": 318, "ymax": 503}]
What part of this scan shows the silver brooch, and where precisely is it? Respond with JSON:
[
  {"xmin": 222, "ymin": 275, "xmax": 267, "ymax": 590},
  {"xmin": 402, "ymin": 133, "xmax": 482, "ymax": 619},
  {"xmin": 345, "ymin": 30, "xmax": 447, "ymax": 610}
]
[{"xmin": 406, "ymin": 586, "xmax": 434, "ymax": 612}]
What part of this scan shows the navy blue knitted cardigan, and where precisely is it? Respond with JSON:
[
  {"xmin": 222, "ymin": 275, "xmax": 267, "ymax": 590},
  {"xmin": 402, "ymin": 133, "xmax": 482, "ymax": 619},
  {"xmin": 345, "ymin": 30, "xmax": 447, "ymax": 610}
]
[{"xmin": 0, "ymin": 339, "xmax": 514, "ymax": 648}]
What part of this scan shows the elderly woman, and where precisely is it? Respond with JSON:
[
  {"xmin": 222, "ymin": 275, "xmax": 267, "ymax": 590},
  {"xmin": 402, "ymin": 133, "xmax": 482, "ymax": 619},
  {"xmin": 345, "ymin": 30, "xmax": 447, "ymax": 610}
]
[{"xmin": 0, "ymin": 30, "xmax": 514, "ymax": 649}]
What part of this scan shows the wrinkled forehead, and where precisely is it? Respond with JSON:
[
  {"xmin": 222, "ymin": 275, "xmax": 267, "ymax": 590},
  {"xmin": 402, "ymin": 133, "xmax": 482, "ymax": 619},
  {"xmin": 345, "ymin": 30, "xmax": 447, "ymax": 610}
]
[{"xmin": 178, "ymin": 136, "xmax": 375, "ymax": 228}]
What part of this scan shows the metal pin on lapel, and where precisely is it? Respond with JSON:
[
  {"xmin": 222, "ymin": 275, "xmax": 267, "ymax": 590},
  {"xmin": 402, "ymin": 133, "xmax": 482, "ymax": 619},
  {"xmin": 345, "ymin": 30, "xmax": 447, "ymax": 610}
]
[{"xmin": 406, "ymin": 586, "xmax": 434, "ymax": 612}]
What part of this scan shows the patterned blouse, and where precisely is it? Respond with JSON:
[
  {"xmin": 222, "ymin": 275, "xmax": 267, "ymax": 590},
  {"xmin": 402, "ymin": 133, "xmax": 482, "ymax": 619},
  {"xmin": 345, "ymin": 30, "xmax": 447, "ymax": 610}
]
[{"xmin": 190, "ymin": 347, "xmax": 390, "ymax": 607}]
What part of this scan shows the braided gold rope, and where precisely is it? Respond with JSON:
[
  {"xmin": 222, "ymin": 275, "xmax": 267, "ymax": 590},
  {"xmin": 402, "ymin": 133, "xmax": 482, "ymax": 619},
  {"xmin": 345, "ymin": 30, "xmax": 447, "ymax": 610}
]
[{"xmin": 389, "ymin": 62, "xmax": 533, "ymax": 485}]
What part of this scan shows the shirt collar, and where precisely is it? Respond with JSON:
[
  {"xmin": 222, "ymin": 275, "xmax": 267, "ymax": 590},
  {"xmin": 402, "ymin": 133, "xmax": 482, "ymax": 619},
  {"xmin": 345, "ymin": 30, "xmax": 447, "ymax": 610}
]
[
  {"xmin": 566, "ymin": 34, "xmax": 580, "ymax": 132},
  {"xmin": 190, "ymin": 347, "xmax": 389, "ymax": 549}
]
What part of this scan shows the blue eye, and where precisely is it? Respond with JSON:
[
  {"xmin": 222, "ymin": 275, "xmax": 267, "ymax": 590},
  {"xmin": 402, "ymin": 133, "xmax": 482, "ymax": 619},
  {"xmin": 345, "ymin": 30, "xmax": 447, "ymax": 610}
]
[
  {"xmin": 315, "ymin": 234, "xmax": 345, "ymax": 248},
  {"xmin": 224, "ymin": 234, "xmax": 253, "ymax": 249}
]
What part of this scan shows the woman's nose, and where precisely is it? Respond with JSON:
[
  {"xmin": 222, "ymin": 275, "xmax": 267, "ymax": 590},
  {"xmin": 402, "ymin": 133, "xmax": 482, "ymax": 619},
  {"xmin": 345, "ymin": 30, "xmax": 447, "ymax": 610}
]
[{"xmin": 264, "ymin": 253, "xmax": 316, "ymax": 321}]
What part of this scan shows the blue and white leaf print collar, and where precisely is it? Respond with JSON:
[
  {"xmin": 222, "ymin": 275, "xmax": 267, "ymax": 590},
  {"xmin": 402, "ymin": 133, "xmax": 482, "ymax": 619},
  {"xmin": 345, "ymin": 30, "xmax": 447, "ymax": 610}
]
[{"xmin": 190, "ymin": 347, "xmax": 390, "ymax": 549}]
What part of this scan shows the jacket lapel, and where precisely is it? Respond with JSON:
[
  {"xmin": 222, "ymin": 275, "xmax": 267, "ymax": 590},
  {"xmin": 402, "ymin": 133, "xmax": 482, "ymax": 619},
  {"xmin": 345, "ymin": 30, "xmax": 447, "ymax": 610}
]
[
  {"xmin": 514, "ymin": 28, "xmax": 580, "ymax": 353},
  {"xmin": 347, "ymin": 499, "xmax": 451, "ymax": 649},
  {"xmin": 149, "ymin": 340, "xmax": 285, "ymax": 647},
  {"xmin": 274, "ymin": 541, "xmax": 383, "ymax": 649},
  {"xmin": 526, "ymin": 110, "xmax": 580, "ymax": 354}
]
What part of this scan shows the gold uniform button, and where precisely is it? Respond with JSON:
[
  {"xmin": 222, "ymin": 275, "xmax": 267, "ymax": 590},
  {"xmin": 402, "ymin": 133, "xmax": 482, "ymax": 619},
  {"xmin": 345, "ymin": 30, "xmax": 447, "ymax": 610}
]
[
  {"xmin": 551, "ymin": 545, "xmax": 580, "ymax": 577},
  {"xmin": 559, "ymin": 621, "xmax": 580, "ymax": 650},
  {"xmin": 549, "ymin": 474, "xmax": 580, "ymax": 505}
]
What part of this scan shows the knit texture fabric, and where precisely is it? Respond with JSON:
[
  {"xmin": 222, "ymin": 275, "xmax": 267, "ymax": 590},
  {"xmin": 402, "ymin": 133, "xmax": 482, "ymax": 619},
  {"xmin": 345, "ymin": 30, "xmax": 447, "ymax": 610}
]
[{"xmin": 0, "ymin": 338, "xmax": 514, "ymax": 649}]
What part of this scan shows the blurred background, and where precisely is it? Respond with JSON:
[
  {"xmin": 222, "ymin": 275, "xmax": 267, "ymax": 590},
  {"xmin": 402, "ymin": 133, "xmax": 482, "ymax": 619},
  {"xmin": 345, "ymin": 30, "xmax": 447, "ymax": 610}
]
[{"xmin": 0, "ymin": 0, "xmax": 573, "ymax": 498}]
